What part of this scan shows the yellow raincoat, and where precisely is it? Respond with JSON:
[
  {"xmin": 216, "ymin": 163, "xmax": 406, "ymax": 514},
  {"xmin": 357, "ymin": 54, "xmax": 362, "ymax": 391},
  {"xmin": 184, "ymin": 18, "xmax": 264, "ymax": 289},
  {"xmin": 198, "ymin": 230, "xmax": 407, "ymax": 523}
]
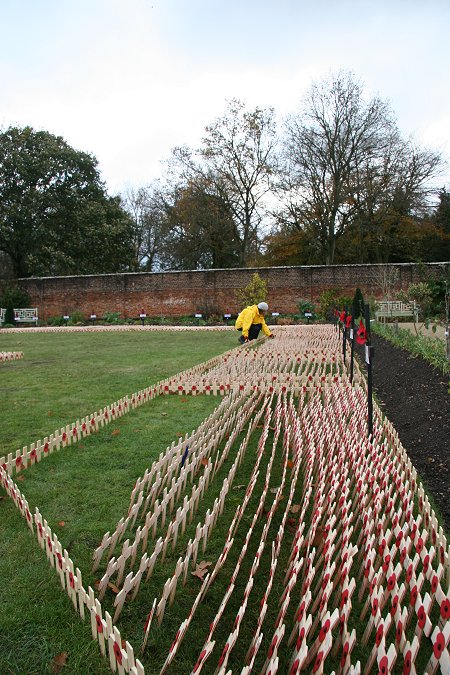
[{"xmin": 235, "ymin": 305, "xmax": 272, "ymax": 339}]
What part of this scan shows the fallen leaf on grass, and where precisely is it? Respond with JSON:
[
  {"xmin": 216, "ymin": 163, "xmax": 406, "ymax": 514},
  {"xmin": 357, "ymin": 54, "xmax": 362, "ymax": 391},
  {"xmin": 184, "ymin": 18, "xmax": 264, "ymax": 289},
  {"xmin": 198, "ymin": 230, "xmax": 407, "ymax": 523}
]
[
  {"xmin": 111, "ymin": 429, "xmax": 120, "ymax": 436},
  {"xmin": 16, "ymin": 474, "xmax": 25, "ymax": 481},
  {"xmin": 287, "ymin": 459, "xmax": 294, "ymax": 469},
  {"xmin": 180, "ymin": 398, "xmax": 189, "ymax": 403},
  {"xmin": 57, "ymin": 521, "xmax": 66, "ymax": 527},
  {"xmin": 161, "ymin": 412, "xmax": 168, "ymax": 417},
  {"xmin": 47, "ymin": 411, "xmax": 54, "ymax": 417},
  {"xmin": 108, "ymin": 582, "xmax": 120, "ymax": 594},
  {"xmin": 311, "ymin": 526, "xmax": 326, "ymax": 548},
  {"xmin": 233, "ymin": 484, "xmax": 245, "ymax": 490},
  {"xmin": 51, "ymin": 651, "xmax": 68, "ymax": 673},
  {"xmin": 290, "ymin": 504, "xmax": 301, "ymax": 514},
  {"xmin": 200, "ymin": 458, "xmax": 209, "ymax": 467},
  {"xmin": 287, "ymin": 517, "xmax": 297, "ymax": 527},
  {"xmin": 191, "ymin": 561, "xmax": 212, "ymax": 580}
]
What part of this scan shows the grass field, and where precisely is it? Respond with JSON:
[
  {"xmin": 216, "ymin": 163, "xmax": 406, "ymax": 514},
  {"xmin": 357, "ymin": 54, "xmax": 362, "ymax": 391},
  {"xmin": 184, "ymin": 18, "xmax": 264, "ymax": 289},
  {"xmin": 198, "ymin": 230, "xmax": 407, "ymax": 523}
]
[{"xmin": 0, "ymin": 329, "xmax": 238, "ymax": 674}]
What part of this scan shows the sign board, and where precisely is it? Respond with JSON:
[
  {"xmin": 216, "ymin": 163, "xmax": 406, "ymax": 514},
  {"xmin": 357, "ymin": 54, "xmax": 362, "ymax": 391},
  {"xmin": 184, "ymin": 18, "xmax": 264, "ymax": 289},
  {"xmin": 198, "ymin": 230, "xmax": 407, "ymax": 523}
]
[
  {"xmin": 195, "ymin": 314, "xmax": 202, "ymax": 318},
  {"xmin": 304, "ymin": 312, "xmax": 313, "ymax": 317},
  {"xmin": 271, "ymin": 312, "xmax": 280, "ymax": 317},
  {"xmin": 224, "ymin": 314, "xmax": 231, "ymax": 319}
]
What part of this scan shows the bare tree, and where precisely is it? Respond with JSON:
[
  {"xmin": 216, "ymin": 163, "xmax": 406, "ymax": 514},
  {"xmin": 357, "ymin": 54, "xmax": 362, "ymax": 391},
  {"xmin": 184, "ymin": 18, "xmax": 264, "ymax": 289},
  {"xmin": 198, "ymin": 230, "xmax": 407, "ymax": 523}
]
[
  {"xmin": 121, "ymin": 183, "xmax": 169, "ymax": 271},
  {"xmin": 349, "ymin": 135, "xmax": 443, "ymax": 262},
  {"xmin": 170, "ymin": 99, "xmax": 278, "ymax": 266},
  {"xmin": 279, "ymin": 71, "xmax": 397, "ymax": 264}
]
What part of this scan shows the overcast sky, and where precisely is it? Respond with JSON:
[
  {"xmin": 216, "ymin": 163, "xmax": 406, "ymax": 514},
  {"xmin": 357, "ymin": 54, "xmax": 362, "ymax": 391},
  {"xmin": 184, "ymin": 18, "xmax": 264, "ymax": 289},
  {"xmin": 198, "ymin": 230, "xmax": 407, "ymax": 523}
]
[{"xmin": 1, "ymin": 0, "xmax": 449, "ymax": 195}]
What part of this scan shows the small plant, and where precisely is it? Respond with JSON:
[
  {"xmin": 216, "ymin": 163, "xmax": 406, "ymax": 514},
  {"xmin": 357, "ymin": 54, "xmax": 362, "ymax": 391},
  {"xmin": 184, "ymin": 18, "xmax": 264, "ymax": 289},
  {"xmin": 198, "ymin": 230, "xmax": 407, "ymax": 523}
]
[
  {"xmin": 397, "ymin": 282, "xmax": 433, "ymax": 335},
  {"xmin": 235, "ymin": 272, "xmax": 268, "ymax": 308},
  {"xmin": 103, "ymin": 311, "xmax": 122, "ymax": 325},
  {"xmin": 47, "ymin": 315, "xmax": 67, "ymax": 327},
  {"xmin": 297, "ymin": 299, "xmax": 316, "ymax": 322},
  {"xmin": 68, "ymin": 310, "xmax": 85, "ymax": 325},
  {"xmin": 318, "ymin": 289, "xmax": 339, "ymax": 321}
]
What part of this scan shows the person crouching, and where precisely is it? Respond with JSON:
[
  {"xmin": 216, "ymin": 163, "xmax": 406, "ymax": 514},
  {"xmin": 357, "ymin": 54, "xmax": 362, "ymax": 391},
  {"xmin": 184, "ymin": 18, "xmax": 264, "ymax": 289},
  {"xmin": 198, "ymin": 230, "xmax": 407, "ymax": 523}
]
[{"xmin": 235, "ymin": 302, "xmax": 274, "ymax": 343}]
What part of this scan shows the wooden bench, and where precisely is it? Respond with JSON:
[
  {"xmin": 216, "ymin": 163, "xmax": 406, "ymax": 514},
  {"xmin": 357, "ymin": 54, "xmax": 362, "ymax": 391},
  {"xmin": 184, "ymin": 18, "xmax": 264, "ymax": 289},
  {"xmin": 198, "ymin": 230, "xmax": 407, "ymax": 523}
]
[
  {"xmin": 14, "ymin": 308, "xmax": 39, "ymax": 324},
  {"xmin": 375, "ymin": 301, "xmax": 418, "ymax": 322},
  {"xmin": 0, "ymin": 308, "xmax": 5, "ymax": 327}
]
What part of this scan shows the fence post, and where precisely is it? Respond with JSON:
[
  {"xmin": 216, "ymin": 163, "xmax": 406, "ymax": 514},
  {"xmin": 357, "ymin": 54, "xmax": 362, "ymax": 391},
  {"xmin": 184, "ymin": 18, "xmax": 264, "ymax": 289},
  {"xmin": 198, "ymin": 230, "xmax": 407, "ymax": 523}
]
[
  {"xmin": 350, "ymin": 306, "xmax": 355, "ymax": 384},
  {"xmin": 365, "ymin": 304, "xmax": 374, "ymax": 439}
]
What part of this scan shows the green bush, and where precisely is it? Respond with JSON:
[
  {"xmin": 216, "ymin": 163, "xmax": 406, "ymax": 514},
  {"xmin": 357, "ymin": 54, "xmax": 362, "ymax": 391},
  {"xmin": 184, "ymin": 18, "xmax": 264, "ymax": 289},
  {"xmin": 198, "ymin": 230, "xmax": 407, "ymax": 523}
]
[
  {"xmin": 103, "ymin": 311, "xmax": 122, "ymax": 325},
  {"xmin": 235, "ymin": 272, "xmax": 268, "ymax": 308},
  {"xmin": 353, "ymin": 288, "xmax": 365, "ymax": 319},
  {"xmin": 0, "ymin": 286, "xmax": 31, "ymax": 325},
  {"xmin": 46, "ymin": 315, "xmax": 67, "ymax": 326},
  {"xmin": 68, "ymin": 310, "xmax": 86, "ymax": 325},
  {"xmin": 318, "ymin": 289, "xmax": 339, "ymax": 321}
]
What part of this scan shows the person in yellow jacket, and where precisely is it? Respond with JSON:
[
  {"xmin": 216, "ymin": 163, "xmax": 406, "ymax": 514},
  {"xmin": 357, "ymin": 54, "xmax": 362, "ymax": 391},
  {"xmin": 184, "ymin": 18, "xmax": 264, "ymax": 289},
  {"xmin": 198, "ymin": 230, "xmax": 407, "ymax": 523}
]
[{"xmin": 235, "ymin": 302, "xmax": 274, "ymax": 343}]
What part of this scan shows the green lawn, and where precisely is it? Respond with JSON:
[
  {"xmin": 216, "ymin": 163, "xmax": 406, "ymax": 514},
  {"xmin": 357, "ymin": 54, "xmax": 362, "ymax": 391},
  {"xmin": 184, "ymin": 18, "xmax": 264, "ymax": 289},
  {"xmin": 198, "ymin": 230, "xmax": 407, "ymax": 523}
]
[{"xmin": 0, "ymin": 329, "xmax": 238, "ymax": 674}]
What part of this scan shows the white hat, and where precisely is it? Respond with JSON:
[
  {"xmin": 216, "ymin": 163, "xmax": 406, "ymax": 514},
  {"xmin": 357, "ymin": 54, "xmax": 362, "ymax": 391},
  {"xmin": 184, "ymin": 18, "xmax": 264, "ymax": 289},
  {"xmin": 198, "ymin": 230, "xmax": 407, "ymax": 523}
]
[{"xmin": 258, "ymin": 302, "xmax": 268, "ymax": 311}]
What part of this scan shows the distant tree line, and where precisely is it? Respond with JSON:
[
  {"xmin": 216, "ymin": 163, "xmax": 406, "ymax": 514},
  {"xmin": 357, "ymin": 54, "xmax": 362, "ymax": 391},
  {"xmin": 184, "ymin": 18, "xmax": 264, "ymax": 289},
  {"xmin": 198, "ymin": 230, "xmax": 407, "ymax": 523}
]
[{"xmin": 1, "ymin": 71, "xmax": 448, "ymax": 279}]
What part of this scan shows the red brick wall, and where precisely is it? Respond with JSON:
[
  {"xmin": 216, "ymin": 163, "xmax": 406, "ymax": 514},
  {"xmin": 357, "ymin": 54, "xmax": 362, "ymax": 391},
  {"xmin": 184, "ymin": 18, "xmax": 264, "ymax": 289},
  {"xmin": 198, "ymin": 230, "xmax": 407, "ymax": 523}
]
[{"xmin": 13, "ymin": 263, "xmax": 449, "ymax": 320}]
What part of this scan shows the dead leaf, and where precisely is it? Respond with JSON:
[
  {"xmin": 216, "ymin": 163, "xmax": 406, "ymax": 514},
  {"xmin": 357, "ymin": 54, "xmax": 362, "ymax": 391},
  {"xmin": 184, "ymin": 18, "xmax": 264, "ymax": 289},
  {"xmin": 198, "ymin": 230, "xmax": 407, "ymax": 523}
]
[
  {"xmin": 290, "ymin": 504, "xmax": 301, "ymax": 514},
  {"xmin": 57, "ymin": 521, "xmax": 66, "ymax": 527},
  {"xmin": 287, "ymin": 459, "xmax": 294, "ymax": 469},
  {"xmin": 108, "ymin": 582, "xmax": 120, "ymax": 594},
  {"xmin": 47, "ymin": 411, "xmax": 54, "ymax": 417},
  {"xmin": 161, "ymin": 412, "xmax": 168, "ymax": 417},
  {"xmin": 51, "ymin": 651, "xmax": 68, "ymax": 673},
  {"xmin": 200, "ymin": 458, "xmax": 209, "ymax": 467},
  {"xmin": 233, "ymin": 484, "xmax": 245, "ymax": 490},
  {"xmin": 198, "ymin": 560, "xmax": 212, "ymax": 569},
  {"xmin": 94, "ymin": 579, "xmax": 101, "ymax": 590},
  {"xmin": 16, "ymin": 474, "xmax": 25, "ymax": 481},
  {"xmin": 287, "ymin": 517, "xmax": 297, "ymax": 527},
  {"xmin": 311, "ymin": 526, "xmax": 326, "ymax": 548},
  {"xmin": 180, "ymin": 398, "xmax": 189, "ymax": 403},
  {"xmin": 111, "ymin": 429, "xmax": 120, "ymax": 436},
  {"xmin": 191, "ymin": 560, "xmax": 211, "ymax": 580}
]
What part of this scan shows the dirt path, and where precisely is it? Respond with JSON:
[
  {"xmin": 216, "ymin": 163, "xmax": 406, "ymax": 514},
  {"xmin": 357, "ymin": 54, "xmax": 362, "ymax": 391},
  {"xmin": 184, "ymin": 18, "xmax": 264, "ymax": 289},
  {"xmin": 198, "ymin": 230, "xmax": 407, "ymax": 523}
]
[{"xmin": 358, "ymin": 334, "xmax": 450, "ymax": 533}]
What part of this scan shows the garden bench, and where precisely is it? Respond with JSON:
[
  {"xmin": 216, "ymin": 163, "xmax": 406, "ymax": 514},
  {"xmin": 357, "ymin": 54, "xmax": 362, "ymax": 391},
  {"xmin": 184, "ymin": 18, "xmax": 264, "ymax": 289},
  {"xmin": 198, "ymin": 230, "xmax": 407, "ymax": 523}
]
[
  {"xmin": 375, "ymin": 300, "xmax": 418, "ymax": 322},
  {"xmin": 0, "ymin": 308, "xmax": 5, "ymax": 326},
  {"xmin": 14, "ymin": 307, "xmax": 39, "ymax": 324}
]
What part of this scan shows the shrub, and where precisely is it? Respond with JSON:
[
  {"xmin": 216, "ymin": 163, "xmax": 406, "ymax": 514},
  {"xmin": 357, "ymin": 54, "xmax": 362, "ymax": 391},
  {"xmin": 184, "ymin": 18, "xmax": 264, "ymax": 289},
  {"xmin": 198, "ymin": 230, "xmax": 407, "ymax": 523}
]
[
  {"xmin": 47, "ymin": 315, "xmax": 67, "ymax": 327},
  {"xmin": 397, "ymin": 282, "xmax": 433, "ymax": 321},
  {"xmin": 235, "ymin": 272, "xmax": 268, "ymax": 308},
  {"xmin": 0, "ymin": 286, "xmax": 31, "ymax": 325},
  {"xmin": 68, "ymin": 311, "xmax": 86, "ymax": 325},
  {"xmin": 103, "ymin": 311, "xmax": 122, "ymax": 325},
  {"xmin": 318, "ymin": 289, "xmax": 339, "ymax": 321},
  {"xmin": 353, "ymin": 288, "xmax": 365, "ymax": 319}
]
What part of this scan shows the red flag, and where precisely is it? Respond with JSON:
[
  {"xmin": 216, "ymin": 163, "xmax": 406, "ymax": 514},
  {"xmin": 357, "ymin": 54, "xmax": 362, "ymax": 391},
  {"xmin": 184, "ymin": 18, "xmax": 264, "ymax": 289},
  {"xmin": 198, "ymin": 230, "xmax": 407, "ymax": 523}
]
[
  {"xmin": 345, "ymin": 315, "xmax": 352, "ymax": 329},
  {"xmin": 339, "ymin": 311, "xmax": 346, "ymax": 323},
  {"xmin": 356, "ymin": 319, "xmax": 367, "ymax": 345}
]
